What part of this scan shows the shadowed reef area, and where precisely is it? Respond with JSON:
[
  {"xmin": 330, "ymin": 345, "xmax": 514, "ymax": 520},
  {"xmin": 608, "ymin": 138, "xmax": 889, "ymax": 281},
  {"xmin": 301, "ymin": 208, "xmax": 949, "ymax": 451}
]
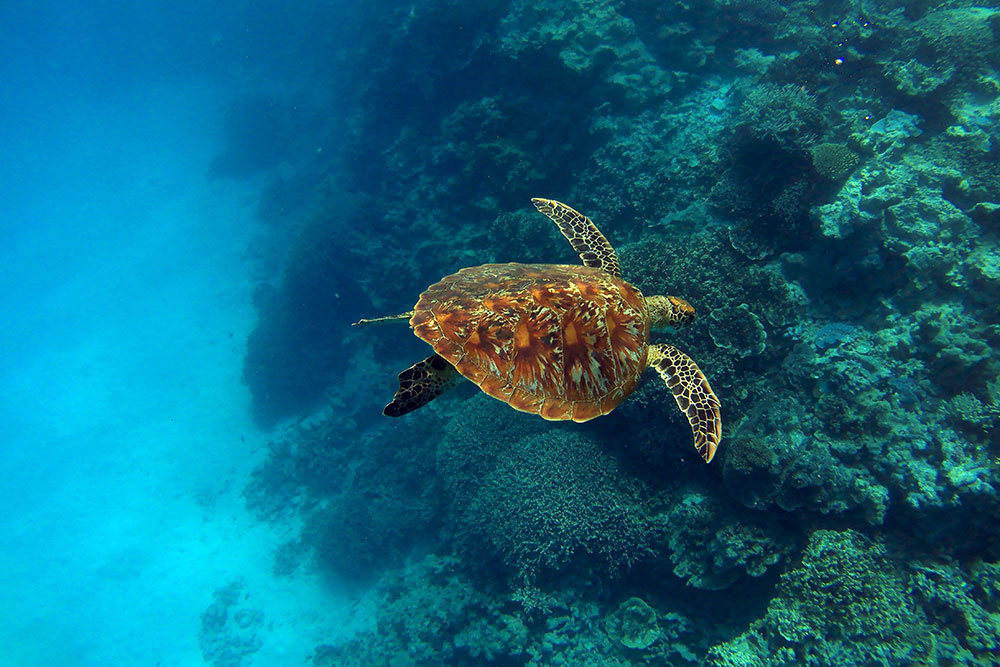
[{"xmin": 220, "ymin": 0, "xmax": 1000, "ymax": 664}]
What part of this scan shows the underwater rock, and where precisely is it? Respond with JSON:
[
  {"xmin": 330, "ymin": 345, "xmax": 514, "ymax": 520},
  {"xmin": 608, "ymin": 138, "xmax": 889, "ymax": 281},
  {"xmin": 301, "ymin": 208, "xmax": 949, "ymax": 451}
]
[
  {"xmin": 499, "ymin": 0, "xmax": 671, "ymax": 107},
  {"xmin": 199, "ymin": 580, "xmax": 265, "ymax": 667},
  {"xmin": 866, "ymin": 109, "xmax": 922, "ymax": 154}
]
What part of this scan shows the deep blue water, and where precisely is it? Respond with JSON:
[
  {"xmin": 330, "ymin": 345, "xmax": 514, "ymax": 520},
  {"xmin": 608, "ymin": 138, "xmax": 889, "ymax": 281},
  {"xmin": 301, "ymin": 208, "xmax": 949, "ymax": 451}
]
[{"xmin": 2, "ymin": 1, "xmax": 999, "ymax": 665}]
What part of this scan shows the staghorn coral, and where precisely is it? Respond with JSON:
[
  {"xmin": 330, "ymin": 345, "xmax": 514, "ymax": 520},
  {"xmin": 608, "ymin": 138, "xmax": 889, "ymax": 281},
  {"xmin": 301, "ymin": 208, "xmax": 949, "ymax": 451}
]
[
  {"xmin": 736, "ymin": 83, "xmax": 824, "ymax": 149},
  {"xmin": 911, "ymin": 7, "xmax": 1000, "ymax": 81}
]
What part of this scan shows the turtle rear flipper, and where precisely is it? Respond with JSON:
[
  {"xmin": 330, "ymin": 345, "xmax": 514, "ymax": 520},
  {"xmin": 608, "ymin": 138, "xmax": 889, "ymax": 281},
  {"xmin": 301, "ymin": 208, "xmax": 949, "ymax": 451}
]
[
  {"xmin": 647, "ymin": 343, "xmax": 722, "ymax": 463},
  {"xmin": 531, "ymin": 198, "xmax": 622, "ymax": 278},
  {"xmin": 384, "ymin": 354, "xmax": 462, "ymax": 417}
]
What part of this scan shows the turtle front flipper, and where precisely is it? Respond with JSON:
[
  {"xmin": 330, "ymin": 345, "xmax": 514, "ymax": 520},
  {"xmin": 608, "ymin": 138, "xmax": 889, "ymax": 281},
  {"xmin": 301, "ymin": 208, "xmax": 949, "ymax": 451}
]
[
  {"xmin": 384, "ymin": 354, "xmax": 462, "ymax": 417},
  {"xmin": 647, "ymin": 343, "xmax": 722, "ymax": 463},
  {"xmin": 531, "ymin": 198, "xmax": 622, "ymax": 279}
]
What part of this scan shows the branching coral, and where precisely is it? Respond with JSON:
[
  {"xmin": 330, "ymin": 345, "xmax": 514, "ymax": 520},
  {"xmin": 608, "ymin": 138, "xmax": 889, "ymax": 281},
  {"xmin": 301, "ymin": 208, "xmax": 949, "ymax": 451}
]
[
  {"xmin": 736, "ymin": 83, "xmax": 824, "ymax": 148},
  {"xmin": 464, "ymin": 431, "xmax": 658, "ymax": 581}
]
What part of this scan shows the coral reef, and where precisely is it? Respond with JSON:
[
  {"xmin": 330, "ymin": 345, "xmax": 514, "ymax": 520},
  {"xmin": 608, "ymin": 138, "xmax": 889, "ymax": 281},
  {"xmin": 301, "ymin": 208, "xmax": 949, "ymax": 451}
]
[
  {"xmin": 707, "ymin": 529, "xmax": 1000, "ymax": 666},
  {"xmin": 662, "ymin": 488, "xmax": 795, "ymax": 590},
  {"xmin": 313, "ymin": 554, "xmax": 708, "ymax": 666},
  {"xmin": 245, "ymin": 407, "xmax": 444, "ymax": 583},
  {"xmin": 314, "ymin": 555, "xmax": 531, "ymax": 665},
  {"xmin": 235, "ymin": 0, "xmax": 1000, "ymax": 663}
]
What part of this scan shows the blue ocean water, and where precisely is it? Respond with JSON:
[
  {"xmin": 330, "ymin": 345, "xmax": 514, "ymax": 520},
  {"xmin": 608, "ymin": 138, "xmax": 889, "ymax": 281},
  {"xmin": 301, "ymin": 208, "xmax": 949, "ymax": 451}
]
[
  {"xmin": 0, "ymin": 2, "xmax": 360, "ymax": 664},
  {"xmin": 3, "ymin": 0, "xmax": 1000, "ymax": 665}
]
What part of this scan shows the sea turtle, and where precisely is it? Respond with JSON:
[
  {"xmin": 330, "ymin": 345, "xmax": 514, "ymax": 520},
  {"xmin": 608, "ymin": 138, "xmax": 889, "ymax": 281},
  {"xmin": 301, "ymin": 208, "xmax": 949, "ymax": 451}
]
[{"xmin": 354, "ymin": 199, "xmax": 722, "ymax": 462}]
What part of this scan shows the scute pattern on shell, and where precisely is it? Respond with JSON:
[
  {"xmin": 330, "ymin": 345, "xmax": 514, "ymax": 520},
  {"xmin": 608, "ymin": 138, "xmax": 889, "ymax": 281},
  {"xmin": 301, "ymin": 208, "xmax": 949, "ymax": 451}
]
[{"xmin": 410, "ymin": 263, "xmax": 649, "ymax": 422}]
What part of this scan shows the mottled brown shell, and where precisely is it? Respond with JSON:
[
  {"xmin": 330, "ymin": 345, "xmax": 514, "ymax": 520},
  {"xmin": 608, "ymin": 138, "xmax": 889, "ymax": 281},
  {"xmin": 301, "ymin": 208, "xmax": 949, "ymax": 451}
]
[{"xmin": 410, "ymin": 263, "xmax": 649, "ymax": 422}]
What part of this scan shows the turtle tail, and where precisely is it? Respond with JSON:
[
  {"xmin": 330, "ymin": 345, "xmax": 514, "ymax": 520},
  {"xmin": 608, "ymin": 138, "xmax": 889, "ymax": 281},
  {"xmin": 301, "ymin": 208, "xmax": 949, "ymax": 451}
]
[{"xmin": 351, "ymin": 311, "xmax": 414, "ymax": 326}]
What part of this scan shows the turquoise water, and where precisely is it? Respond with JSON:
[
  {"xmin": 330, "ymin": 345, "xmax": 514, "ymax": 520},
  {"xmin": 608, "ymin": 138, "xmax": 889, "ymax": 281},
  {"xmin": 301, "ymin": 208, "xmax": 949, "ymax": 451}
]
[{"xmin": 2, "ymin": 1, "xmax": 999, "ymax": 665}]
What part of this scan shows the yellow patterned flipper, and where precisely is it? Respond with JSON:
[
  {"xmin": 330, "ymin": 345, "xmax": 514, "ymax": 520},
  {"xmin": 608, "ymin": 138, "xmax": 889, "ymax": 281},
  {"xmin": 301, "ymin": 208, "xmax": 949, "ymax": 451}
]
[
  {"xmin": 647, "ymin": 343, "xmax": 722, "ymax": 463},
  {"xmin": 531, "ymin": 198, "xmax": 622, "ymax": 279}
]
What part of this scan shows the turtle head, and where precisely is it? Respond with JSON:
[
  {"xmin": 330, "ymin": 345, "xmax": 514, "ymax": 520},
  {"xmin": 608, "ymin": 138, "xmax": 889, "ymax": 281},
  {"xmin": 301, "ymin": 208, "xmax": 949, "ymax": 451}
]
[{"xmin": 646, "ymin": 295, "xmax": 695, "ymax": 330}]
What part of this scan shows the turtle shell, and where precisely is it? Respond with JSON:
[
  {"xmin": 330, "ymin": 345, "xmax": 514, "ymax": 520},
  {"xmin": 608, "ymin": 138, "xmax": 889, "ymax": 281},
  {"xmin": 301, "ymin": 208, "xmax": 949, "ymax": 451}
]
[{"xmin": 409, "ymin": 263, "xmax": 649, "ymax": 422}]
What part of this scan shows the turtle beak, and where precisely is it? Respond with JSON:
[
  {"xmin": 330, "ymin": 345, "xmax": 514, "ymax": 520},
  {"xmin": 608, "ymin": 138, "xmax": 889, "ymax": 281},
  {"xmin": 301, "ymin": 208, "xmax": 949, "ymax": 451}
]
[{"xmin": 669, "ymin": 296, "xmax": 696, "ymax": 325}]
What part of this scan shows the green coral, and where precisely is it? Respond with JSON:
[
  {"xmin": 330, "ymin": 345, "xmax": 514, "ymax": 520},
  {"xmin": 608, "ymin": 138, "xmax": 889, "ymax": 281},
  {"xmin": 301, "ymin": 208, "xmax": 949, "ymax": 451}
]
[
  {"xmin": 945, "ymin": 391, "xmax": 1000, "ymax": 435},
  {"xmin": 810, "ymin": 142, "xmax": 860, "ymax": 180},
  {"xmin": 911, "ymin": 559, "xmax": 1000, "ymax": 656},
  {"xmin": 768, "ymin": 530, "xmax": 909, "ymax": 642}
]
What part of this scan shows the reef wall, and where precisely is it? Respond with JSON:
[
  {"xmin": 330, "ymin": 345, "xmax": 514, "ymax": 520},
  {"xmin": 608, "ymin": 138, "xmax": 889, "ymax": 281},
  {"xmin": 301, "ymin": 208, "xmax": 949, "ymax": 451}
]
[{"xmin": 231, "ymin": 0, "xmax": 1000, "ymax": 663}]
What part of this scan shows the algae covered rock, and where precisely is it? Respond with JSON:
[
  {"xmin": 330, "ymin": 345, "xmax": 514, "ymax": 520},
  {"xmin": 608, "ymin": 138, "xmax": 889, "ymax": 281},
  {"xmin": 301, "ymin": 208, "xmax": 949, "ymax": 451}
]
[{"xmin": 199, "ymin": 580, "xmax": 265, "ymax": 667}]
